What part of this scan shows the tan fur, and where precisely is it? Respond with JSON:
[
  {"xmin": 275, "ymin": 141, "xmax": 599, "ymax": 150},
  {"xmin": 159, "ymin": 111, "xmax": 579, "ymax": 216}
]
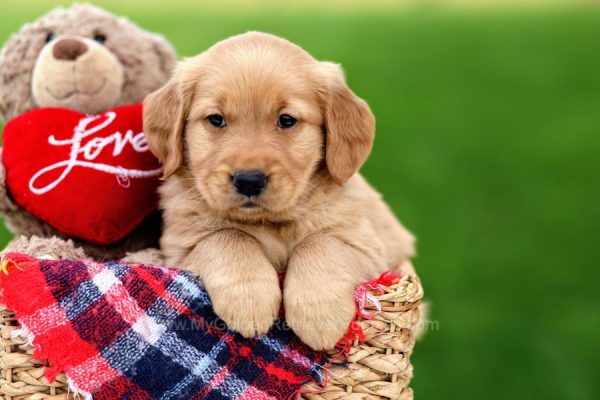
[{"xmin": 144, "ymin": 32, "xmax": 415, "ymax": 349}]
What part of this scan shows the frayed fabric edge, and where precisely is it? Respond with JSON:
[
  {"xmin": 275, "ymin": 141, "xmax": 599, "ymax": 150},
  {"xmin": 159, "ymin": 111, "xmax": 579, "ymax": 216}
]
[{"xmin": 10, "ymin": 323, "xmax": 94, "ymax": 400}]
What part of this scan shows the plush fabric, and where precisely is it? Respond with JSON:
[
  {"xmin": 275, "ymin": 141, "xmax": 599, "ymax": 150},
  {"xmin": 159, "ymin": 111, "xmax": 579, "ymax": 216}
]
[
  {"xmin": 0, "ymin": 253, "xmax": 327, "ymax": 400},
  {"xmin": 2, "ymin": 104, "xmax": 162, "ymax": 245},
  {"xmin": 0, "ymin": 4, "xmax": 176, "ymax": 122},
  {"xmin": 0, "ymin": 4, "xmax": 176, "ymax": 261}
]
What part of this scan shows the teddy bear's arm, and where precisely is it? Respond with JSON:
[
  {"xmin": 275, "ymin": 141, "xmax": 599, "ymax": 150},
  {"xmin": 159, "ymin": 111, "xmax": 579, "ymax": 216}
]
[
  {"xmin": 0, "ymin": 147, "xmax": 61, "ymax": 239},
  {"xmin": 2, "ymin": 235, "xmax": 89, "ymax": 260},
  {"xmin": 0, "ymin": 148, "xmax": 19, "ymax": 215}
]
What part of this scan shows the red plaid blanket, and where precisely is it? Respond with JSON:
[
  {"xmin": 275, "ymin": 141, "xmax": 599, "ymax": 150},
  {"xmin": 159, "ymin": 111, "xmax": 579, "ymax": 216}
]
[{"xmin": 0, "ymin": 253, "xmax": 329, "ymax": 400}]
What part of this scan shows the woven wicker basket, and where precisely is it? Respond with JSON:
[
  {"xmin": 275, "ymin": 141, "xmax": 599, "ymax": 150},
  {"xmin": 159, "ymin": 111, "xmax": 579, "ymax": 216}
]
[{"xmin": 0, "ymin": 274, "xmax": 423, "ymax": 400}]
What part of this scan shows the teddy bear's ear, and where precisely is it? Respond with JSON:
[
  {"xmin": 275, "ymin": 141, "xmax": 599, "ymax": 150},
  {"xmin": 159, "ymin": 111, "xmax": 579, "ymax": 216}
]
[
  {"xmin": 150, "ymin": 34, "xmax": 177, "ymax": 80},
  {"xmin": 143, "ymin": 72, "xmax": 190, "ymax": 179}
]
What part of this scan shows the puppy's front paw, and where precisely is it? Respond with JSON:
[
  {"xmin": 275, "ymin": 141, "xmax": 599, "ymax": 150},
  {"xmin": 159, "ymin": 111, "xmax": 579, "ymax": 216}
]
[
  {"xmin": 210, "ymin": 274, "xmax": 282, "ymax": 338},
  {"xmin": 284, "ymin": 282, "xmax": 355, "ymax": 350}
]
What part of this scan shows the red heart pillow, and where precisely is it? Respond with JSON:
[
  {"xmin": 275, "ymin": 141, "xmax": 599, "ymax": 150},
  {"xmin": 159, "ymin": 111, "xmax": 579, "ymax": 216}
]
[{"xmin": 2, "ymin": 104, "xmax": 162, "ymax": 245}]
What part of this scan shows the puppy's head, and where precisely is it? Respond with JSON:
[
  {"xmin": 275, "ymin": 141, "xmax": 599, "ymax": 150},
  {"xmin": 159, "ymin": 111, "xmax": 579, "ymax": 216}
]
[{"xmin": 144, "ymin": 32, "xmax": 374, "ymax": 221}]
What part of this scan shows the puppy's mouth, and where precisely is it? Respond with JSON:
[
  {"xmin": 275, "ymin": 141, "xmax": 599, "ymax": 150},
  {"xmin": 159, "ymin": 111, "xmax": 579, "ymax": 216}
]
[
  {"xmin": 241, "ymin": 201, "xmax": 259, "ymax": 209},
  {"xmin": 45, "ymin": 77, "xmax": 107, "ymax": 100},
  {"xmin": 229, "ymin": 198, "xmax": 269, "ymax": 215}
]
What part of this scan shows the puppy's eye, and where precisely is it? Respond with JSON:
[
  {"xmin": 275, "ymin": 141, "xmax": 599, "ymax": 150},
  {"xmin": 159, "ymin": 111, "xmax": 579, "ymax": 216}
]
[
  {"xmin": 93, "ymin": 34, "xmax": 107, "ymax": 44},
  {"xmin": 207, "ymin": 114, "xmax": 226, "ymax": 128},
  {"xmin": 45, "ymin": 32, "xmax": 56, "ymax": 43},
  {"xmin": 278, "ymin": 114, "xmax": 297, "ymax": 129}
]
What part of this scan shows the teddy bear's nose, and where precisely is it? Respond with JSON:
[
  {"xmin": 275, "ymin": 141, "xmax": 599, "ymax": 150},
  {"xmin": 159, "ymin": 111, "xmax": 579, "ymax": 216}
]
[{"xmin": 52, "ymin": 38, "xmax": 88, "ymax": 61}]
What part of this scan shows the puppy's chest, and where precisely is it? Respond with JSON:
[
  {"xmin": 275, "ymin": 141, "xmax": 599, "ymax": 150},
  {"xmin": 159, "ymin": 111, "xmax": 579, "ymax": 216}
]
[{"xmin": 246, "ymin": 226, "xmax": 301, "ymax": 272}]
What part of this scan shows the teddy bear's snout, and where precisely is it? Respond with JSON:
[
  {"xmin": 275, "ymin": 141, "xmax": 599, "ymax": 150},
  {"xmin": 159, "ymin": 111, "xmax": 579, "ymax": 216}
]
[
  {"xmin": 31, "ymin": 36, "xmax": 126, "ymax": 115},
  {"xmin": 52, "ymin": 38, "xmax": 88, "ymax": 61}
]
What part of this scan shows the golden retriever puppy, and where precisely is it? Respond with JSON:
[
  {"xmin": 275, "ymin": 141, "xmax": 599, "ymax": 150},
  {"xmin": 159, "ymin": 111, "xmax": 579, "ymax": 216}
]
[{"xmin": 143, "ymin": 32, "xmax": 415, "ymax": 349}]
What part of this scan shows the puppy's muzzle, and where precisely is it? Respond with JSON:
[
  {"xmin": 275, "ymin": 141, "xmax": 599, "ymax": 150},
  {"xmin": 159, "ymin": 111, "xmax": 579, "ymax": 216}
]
[{"xmin": 233, "ymin": 170, "xmax": 267, "ymax": 197}]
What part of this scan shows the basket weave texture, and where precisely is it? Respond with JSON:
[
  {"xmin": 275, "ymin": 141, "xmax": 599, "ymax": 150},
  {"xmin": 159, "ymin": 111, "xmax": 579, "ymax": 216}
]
[{"xmin": 0, "ymin": 274, "xmax": 423, "ymax": 400}]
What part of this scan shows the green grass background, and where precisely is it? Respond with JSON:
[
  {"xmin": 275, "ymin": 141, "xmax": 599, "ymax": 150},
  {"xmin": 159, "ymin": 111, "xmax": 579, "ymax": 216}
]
[{"xmin": 1, "ymin": 1, "xmax": 599, "ymax": 399}]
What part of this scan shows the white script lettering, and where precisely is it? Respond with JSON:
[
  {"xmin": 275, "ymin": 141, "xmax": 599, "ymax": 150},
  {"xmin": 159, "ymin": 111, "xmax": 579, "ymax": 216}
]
[{"xmin": 29, "ymin": 112, "xmax": 162, "ymax": 195}]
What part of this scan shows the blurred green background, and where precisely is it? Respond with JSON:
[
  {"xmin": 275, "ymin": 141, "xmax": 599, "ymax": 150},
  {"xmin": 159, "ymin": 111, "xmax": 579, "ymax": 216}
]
[{"xmin": 1, "ymin": 0, "xmax": 599, "ymax": 399}]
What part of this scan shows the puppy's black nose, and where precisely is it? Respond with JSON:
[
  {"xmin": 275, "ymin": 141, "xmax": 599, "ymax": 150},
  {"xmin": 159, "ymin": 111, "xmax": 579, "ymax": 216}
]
[{"xmin": 233, "ymin": 170, "xmax": 267, "ymax": 197}]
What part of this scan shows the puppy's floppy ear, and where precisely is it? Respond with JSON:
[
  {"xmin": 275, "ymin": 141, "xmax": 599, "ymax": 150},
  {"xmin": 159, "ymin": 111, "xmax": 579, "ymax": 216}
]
[
  {"xmin": 143, "ymin": 73, "xmax": 190, "ymax": 179},
  {"xmin": 317, "ymin": 62, "xmax": 375, "ymax": 186}
]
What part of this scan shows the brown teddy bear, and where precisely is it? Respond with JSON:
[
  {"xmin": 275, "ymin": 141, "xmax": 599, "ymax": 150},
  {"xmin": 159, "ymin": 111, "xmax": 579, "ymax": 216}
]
[{"xmin": 0, "ymin": 4, "xmax": 176, "ymax": 263}]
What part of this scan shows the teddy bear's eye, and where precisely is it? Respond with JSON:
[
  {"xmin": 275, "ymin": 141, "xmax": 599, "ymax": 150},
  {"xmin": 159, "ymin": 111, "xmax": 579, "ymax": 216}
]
[
  {"xmin": 93, "ymin": 34, "xmax": 106, "ymax": 44},
  {"xmin": 45, "ymin": 32, "xmax": 55, "ymax": 43}
]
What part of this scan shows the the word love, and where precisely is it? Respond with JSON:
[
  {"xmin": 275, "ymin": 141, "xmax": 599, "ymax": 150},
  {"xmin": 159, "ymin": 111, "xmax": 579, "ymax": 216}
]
[{"xmin": 29, "ymin": 111, "xmax": 162, "ymax": 195}]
